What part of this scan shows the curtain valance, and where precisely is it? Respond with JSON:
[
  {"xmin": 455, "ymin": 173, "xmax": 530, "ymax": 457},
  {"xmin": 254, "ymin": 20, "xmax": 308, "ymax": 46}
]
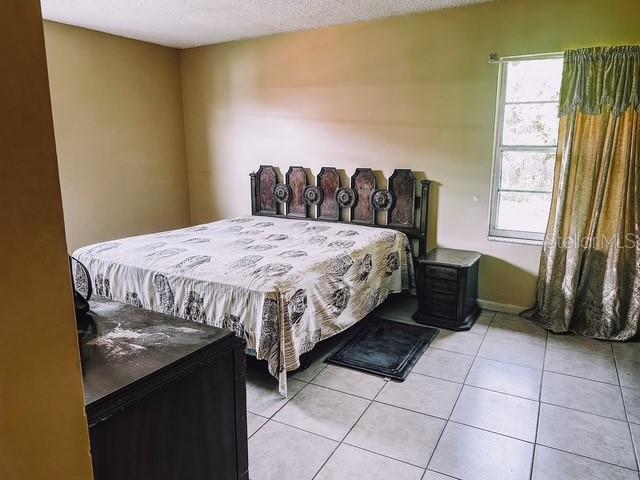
[{"xmin": 559, "ymin": 45, "xmax": 640, "ymax": 117}]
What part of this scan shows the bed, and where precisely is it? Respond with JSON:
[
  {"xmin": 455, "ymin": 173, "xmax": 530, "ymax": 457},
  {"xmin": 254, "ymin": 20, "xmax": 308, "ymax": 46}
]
[{"xmin": 74, "ymin": 166, "xmax": 431, "ymax": 395}]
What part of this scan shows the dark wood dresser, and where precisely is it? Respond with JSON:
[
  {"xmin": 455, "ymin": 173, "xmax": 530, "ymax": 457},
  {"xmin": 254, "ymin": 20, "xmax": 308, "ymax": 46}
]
[
  {"xmin": 81, "ymin": 300, "xmax": 248, "ymax": 480},
  {"xmin": 412, "ymin": 248, "xmax": 481, "ymax": 331}
]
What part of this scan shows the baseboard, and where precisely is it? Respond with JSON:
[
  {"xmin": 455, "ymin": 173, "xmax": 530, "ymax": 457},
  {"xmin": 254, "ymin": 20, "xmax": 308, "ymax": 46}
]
[{"xmin": 477, "ymin": 299, "xmax": 531, "ymax": 315}]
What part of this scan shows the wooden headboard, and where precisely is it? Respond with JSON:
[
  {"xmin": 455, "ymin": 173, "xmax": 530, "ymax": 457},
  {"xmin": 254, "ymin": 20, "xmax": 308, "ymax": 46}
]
[{"xmin": 250, "ymin": 166, "xmax": 431, "ymax": 257}]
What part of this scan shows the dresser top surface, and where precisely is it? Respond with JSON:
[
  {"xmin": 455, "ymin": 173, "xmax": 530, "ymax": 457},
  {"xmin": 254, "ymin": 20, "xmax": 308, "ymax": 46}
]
[
  {"xmin": 420, "ymin": 248, "xmax": 481, "ymax": 267},
  {"xmin": 81, "ymin": 299, "xmax": 232, "ymax": 406}
]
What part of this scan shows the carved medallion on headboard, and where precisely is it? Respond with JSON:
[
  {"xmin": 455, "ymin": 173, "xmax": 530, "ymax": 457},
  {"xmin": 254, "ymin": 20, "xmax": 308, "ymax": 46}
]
[
  {"xmin": 303, "ymin": 185, "xmax": 323, "ymax": 206},
  {"xmin": 372, "ymin": 189, "xmax": 394, "ymax": 211}
]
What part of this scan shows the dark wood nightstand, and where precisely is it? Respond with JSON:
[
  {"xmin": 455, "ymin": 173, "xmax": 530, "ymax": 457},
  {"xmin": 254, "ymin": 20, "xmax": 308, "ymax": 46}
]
[{"xmin": 412, "ymin": 248, "xmax": 481, "ymax": 331}]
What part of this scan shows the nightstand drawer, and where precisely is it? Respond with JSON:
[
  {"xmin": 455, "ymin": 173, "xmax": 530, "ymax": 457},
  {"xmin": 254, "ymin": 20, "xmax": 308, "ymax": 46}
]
[
  {"xmin": 424, "ymin": 290, "xmax": 458, "ymax": 307},
  {"xmin": 423, "ymin": 277, "xmax": 457, "ymax": 294},
  {"xmin": 423, "ymin": 265, "xmax": 457, "ymax": 282},
  {"xmin": 424, "ymin": 302, "xmax": 457, "ymax": 320}
]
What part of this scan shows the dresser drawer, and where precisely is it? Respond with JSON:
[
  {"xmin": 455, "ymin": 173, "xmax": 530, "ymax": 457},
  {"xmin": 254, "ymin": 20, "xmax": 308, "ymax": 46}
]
[{"xmin": 423, "ymin": 265, "xmax": 458, "ymax": 282}]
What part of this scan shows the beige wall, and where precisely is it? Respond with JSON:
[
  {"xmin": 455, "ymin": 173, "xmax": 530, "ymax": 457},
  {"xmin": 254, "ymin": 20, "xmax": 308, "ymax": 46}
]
[
  {"xmin": 180, "ymin": 0, "xmax": 640, "ymax": 308},
  {"xmin": 44, "ymin": 21, "xmax": 190, "ymax": 252},
  {"xmin": 0, "ymin": 2, "xmax": 93, "ymax": 479}
]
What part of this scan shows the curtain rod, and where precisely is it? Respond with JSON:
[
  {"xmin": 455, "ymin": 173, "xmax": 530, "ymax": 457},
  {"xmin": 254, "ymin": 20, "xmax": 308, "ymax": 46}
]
[{"xmin": 488, "ymin": 52, "xmax": 564, "ymax": 64}]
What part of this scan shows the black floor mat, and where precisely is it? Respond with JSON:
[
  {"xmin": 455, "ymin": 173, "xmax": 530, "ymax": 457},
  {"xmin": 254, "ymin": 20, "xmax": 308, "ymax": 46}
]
[{"xmin": 325, "ymin": 317, "xmax": 439, "ymax": 380}]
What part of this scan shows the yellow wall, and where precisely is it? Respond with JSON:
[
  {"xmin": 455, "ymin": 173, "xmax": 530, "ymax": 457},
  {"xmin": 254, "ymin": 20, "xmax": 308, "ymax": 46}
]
[
  {"xmin": 180, "ymin": 0, "xmax": 640, "ymax": 308},
  {"xmin": 0, "ymin": 2, "xmax": 93, "ymax": 479},
  {"xmin": 44, "ymin": 21, "xmax": 191, "ymax": 252}
]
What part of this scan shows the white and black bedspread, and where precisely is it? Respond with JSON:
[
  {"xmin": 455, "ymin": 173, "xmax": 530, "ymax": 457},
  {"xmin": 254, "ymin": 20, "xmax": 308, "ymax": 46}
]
[{"xmin": 74, "ymin": 216, "xmax": 414, "ymax": 395}]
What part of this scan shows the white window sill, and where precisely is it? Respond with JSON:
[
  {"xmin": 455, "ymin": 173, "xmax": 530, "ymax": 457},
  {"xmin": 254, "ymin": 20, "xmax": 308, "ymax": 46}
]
[{"xmin": 487, "ymin": 235, "xmax": 543, "ymax": 246}]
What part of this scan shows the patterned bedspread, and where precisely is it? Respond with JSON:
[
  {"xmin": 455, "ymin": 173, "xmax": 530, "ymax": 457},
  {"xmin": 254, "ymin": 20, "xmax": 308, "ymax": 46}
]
[{"xmin": 73, "ymin": 216, "xmax": 414, "ymax": 395}]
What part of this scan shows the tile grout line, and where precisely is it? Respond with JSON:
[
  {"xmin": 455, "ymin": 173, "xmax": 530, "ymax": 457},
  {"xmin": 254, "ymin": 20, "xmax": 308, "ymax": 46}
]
[
  {"xmin": 428, "ymin": 345, "xmax": 477, "ymax": 358},
  {"xmin": 427, "ymin": 340, "xmax": 623, "ymax": 389},
  {"xmin": 246, "ymin": 356, "xmax": 312, "ymax": 440},
  {"xmin": 261, "ymin": 410, "xmax": 410, "ymax": 472},
  {"xmin": 247, "ymin": 412, "xmax": 270, "ymax": 440},
  {"xmin": 541, "ymin": 367, "xmax": 621, "ymax": 387},
  {"xmin": 444, "ymin": 418, "xmax": 535, "ymax": 445},
  {"xmin": 412, "ymin": 372, "xmax": 632, "ymax": 423},
  {"xmin": 543, "ymin": 344, "xmax": 620, "ymax": 386},
  {"xmin": 425, "ymin": 311, "xmax": 495, "ymax": 476},
  {"xmin": 545, "ymin": 342, "xmax": 616, "ymax": 357},
  {"xmin": 266, "ymin": 416, "xmax": 425, "ymax": 473},
  {"xmin": 475, "ymin": 353, "xmax": 544, "ymax": 371},
  {"xmin": 302, "ymin": 361, "xmax": 329, "ymax": 383},
  {"xmin": 266, "ymin": 417, "xmax": 348, "ymax": 446},
  {"xmin": 308, "ymin": 434, "xmax": 341, "ymax": 480},
  {"xmin": 537, "ymin": 399, "xmax": 629, "ymax": 423},
  {"xmin": 536, "ymin": 442, "xmax": 640, "ymax": 473},
  {"xmin": 251, "ymin": 376, "xmax": 308, "ymax": 420},
  {"xmin": 611, "ymin": 341, "xmax": 640, "ymax": 472},
  {"xmin": 309, "ymin": 376, "xmax": 389, "ymax": 402},
  {"xmin": 422, "ymin": 470, "xmax": 463, "ymax": 480},
  {"xmin": 530, "ymin": 326, "xmax": 549, "ymax": 480},
  {"xmin": 311, "ymin": 377, "xmax": 390, "ymax": 479},
  {"xmin": 535, "ymin": 401, "xmax": 637, "ymax": 425},
  {"xmin": 411, "ymin": 369, "xmax": 539, "ymax": 402}
]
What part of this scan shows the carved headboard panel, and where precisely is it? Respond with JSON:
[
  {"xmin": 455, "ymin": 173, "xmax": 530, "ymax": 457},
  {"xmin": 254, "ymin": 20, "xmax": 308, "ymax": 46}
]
[{"xmin": 250, "ymin": 166, "xmax": 431, "ymax": 256}]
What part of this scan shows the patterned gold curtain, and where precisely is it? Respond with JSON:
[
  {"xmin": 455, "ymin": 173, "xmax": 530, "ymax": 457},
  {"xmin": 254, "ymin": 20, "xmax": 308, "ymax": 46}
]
[{"xmin": 525, "ymin": 46, "xmax": 640, "ymax": 340}]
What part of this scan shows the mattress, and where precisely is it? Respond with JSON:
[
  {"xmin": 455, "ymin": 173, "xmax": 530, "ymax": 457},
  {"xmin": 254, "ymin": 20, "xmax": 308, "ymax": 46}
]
[{"xmin": 74, "ymin": 215, "xmax": 414, "ymax": 395}]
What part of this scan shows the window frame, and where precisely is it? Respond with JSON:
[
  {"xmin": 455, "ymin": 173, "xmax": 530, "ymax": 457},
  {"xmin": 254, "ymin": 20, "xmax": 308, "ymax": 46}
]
[{"xmin": 488, "ymin": 52, "xmax": 564, "ymax": 244}]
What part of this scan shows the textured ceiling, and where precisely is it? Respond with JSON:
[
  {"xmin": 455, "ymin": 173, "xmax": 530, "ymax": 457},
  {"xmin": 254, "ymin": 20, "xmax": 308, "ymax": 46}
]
[{"xmin": 41, "ymin": 0, "xmax": 490, "ymax": 49}]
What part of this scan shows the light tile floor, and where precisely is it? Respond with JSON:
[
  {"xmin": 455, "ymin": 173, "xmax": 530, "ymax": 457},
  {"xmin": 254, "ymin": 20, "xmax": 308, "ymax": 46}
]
[{"xmin": 246, "ymin": 296, "xmax": 640, "ymax": 480}]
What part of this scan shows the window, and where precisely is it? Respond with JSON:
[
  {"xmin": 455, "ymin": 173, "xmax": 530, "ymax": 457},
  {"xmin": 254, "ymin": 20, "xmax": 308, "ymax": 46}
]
[{"xmin": 489, "ymin": 54, "xmax": 564, "ymax": 243}]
